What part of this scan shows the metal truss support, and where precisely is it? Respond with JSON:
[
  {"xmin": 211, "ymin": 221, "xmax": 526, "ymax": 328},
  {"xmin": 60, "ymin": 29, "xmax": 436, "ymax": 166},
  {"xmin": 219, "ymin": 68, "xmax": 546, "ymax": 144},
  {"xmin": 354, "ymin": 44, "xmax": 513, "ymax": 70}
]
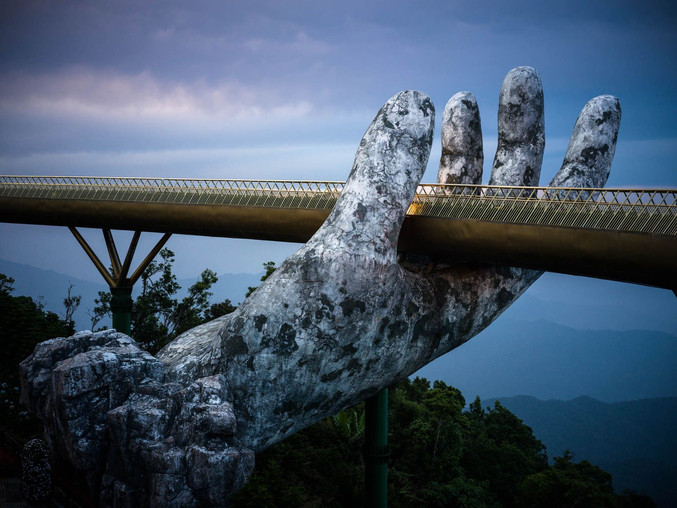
[{"xmin": 69, "ymin": 227, "xmax": 171, "ymax": 335}]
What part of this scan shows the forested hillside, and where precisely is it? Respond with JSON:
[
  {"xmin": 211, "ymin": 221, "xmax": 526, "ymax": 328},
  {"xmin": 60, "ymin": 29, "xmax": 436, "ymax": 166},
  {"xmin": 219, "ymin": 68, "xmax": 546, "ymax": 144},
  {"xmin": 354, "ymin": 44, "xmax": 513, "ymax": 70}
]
[
  {"xmin": 488, "ymin": 395, "xmax": 677, "ymax": 507},
  {"xmin": 231, "ymin": 378, "xmax": 655, "ymax": 507}
]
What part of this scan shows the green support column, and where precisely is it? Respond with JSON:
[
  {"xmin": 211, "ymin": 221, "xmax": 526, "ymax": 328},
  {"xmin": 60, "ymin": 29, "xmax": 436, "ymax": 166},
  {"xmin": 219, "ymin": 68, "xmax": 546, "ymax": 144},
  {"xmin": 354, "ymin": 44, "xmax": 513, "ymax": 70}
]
[
  {"xmin": 69, "ymin": 227, "xmax": 172, "ymax": 337},
  {"xmin": 110, "ymin": 286, "xmax": 133, "ymax": 335},
  {"xmin": 365, "ymin": 388, "xmax": 389, "ymax": 507}
]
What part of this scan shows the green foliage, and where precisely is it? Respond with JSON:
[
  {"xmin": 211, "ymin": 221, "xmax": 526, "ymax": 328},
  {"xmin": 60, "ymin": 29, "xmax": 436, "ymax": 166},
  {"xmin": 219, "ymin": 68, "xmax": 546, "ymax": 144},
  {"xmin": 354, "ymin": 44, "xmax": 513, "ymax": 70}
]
[
  {"xmin": 232, "ymin": 418, "xmax": 363, "ymax": 507},
  {"xmin": 131, "ymin": 249, "xmax": 219, "ymax": 352},
  {"xmin": 331, "ymin": 407, "xmax": 365, "ymax": 442},
  {"xmin": 85, "ymin": 251, "xmax": 242, "ymax": 351},
  {"xmin": 0, "ymin": 273, "xmax": 15, "ymax": 295},
  {"xmin": 132, "ymin": 248, "xmax": 181, "ymax": 349},
  {"xmin": 245, "ymin": 261, "xmax": 276, "ymax": 297},
  {"xmin": 204, "ymin": 298, "xmax": 237, "ymax": 321},
  {"xmin": 461, "ymin": 399, "xmax": 548, "ymax": 506},
  {"xmin": 231, "ymin": 377, "xmax": 655, "ymax": 507},
  {"xmin": 89, "ymin": 290, "xmax": 112, "ymax": 330},
  {"xmin": 172, "ymin": 268, "xmax": 218, "ymax": 337},
  {"xmin": 0, "ymin": 273, "xmax": 73, "ymax": 437},
  {"xmin": 517, "ymin": 450, "xmax": 619, "ymax": 507},
  {"xmin": 389, "ymin": 378, "xmax": 469, "ymax": 504},
  {"xmin": 75, "ymin": 251, "xmax": 239, "ymax": 350}
]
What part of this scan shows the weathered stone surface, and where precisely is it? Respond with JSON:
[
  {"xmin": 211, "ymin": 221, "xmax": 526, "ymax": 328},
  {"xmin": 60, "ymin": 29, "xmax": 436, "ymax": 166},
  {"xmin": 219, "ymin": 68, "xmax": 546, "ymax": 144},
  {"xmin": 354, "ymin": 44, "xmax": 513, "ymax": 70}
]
[
  {"xmin": 20, "ymin": 67, "xmax": 621, "ymax": 506},
  {"xmin": 438, "ymin": 91, "xmax": 483, "ymax": 185},
  {"xmin": 19, "ymin": 329, "xmax": 163, "ymax": 479},
  {"xmin": 105, "ymin": 373, "xmax": 253, "ymax": 506},
  {"xmin": 489, "ymin": 66, "xmax": 545, "ymax": 187},
  {"xmin": 551, "ymin": 95, "xmax": 621, "ymax": 188},
  {"xmin": 20, "ymin": 331, "xmax": 254, "ymax": 506},
  {"xmin": 159, "ymin": 70, "xmax": 621, "ymax": 453}
]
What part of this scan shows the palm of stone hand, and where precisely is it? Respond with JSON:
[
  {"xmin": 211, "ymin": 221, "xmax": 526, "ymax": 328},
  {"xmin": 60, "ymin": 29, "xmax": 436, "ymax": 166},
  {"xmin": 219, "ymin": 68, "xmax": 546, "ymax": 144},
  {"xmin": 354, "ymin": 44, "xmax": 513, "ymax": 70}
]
[{"xmin": 159, "ymin": 66, "xmax": 621, "ymax": 452}]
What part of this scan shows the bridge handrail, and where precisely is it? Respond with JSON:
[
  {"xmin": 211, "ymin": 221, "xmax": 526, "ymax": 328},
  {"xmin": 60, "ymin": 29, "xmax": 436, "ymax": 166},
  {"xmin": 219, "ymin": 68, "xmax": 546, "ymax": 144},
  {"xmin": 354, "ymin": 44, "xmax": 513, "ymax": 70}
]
[{"xmin": 1, "ymin": 175, "xmax": 675, "ymax": 236}]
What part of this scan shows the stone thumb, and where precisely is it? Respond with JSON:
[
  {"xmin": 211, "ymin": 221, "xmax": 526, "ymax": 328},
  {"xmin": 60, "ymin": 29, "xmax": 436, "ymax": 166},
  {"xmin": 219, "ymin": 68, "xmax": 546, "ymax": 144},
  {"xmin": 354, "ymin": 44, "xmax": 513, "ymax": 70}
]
[{"xmin": 309, "ymin": 90, "xmax": 434, "ymax": 263}]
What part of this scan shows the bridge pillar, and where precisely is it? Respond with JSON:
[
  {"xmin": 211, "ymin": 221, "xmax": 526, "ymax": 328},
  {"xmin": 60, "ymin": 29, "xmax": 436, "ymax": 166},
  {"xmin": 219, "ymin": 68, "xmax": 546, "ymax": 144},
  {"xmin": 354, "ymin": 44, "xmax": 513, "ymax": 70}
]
[
  {"xmin": 364, "ymin": 388, "xmax": 389, "ymax": 507},
  {"xmin": 110, "ymin": 286, "xmax": 133, "ymax": 335},
  {"xmin": 69, "ymin": 227, "xmax": 171, "ymax": 335}
]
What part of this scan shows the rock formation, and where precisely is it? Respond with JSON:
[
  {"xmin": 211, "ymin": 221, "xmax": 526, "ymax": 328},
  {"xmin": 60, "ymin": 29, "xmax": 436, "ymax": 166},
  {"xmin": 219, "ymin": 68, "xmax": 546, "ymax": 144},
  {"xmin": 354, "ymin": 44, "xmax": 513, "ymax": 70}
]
[{"xmin": 20, "ymin": 329, "xmax": 253, "ymax": 506}]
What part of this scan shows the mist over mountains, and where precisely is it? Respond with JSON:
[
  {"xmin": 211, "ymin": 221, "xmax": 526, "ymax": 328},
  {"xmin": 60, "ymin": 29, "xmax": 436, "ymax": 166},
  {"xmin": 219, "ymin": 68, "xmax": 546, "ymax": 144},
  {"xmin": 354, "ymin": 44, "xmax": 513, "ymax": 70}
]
[{"xmin": 415, "ymin": 318, "xmax": 677, "ymax": 403}]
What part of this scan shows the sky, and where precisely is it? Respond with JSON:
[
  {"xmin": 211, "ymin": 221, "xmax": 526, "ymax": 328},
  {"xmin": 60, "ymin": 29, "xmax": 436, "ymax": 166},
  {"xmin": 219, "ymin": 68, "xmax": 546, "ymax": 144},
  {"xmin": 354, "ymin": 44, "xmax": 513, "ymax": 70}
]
[{"xmin": 0, "ymin": 0, "xmax": 676, "ymax": 281}]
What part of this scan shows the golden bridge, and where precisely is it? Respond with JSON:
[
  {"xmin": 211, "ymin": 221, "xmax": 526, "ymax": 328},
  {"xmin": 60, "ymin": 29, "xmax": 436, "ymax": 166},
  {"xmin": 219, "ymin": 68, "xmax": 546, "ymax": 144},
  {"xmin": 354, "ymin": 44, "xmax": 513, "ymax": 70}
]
[{"xmin": 1, "ymin": 175, "xmax": 675, "ymax": 292}]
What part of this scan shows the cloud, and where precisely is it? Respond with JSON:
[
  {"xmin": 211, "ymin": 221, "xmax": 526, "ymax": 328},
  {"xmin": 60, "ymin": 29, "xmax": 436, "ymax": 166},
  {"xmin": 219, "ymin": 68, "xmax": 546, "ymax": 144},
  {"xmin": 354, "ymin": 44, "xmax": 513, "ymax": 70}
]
[
  {"xmin": 0, "ymin": 143, "xmax": 360, "ymax": 181},
  {"xmin": 0, "ymin": 68, "xmax": 314, "ymax": 123},
  {"xmin": 242, "ymin": 30, "xmax": 332, "ymax": 56}
]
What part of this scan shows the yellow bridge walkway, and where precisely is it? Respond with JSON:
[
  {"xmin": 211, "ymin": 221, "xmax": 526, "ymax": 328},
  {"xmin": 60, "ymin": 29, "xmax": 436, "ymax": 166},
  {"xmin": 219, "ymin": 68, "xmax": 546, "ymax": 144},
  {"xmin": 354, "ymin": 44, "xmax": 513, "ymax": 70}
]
[{"xmin": 1, "ymin": 176, "xmax": 675, "ymax": 290}]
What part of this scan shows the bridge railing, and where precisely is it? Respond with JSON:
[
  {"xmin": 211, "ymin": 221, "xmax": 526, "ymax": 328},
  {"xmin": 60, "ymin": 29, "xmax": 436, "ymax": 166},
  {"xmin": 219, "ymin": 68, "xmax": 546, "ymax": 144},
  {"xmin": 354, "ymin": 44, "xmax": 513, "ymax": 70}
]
[
  {"xmin": 408, "ymin": 184, "xmax": 677, "ymax": 236},
  {"xmin": 1, "ymin": 176, "xmax": 675, "ymax": 236},
  {"xmin": 0, "ymin": 176, "xmax": 346, "ymax": 209}
]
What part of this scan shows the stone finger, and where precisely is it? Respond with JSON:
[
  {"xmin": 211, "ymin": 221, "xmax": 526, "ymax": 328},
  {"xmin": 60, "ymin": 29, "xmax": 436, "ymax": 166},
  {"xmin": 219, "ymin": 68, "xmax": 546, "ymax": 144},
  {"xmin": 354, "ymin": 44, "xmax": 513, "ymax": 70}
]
[
  {"xmin": 549, "ymin": 95, "xmax": 621, "ymax": 188},
  {"xmin": 438, "ymin": 92, "xmax": 483, "ymax": 185},
  {"xmin": 489, "ymin": 66, "xmax": 545, "ymax": 187},
  {"xmin": 310, "ymin": 90, "xmax": 434, "ymax": 263},
  {"xmin": 429, "ymin": 96, "xmax": 622, "ymax": 358}
]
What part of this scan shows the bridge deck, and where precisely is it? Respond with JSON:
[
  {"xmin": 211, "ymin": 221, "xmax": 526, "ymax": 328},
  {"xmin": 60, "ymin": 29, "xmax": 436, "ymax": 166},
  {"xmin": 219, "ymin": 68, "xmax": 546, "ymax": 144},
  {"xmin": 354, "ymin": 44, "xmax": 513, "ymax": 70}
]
[
  {"xmin": 1, "ymin": 175, "xmax": 675, "ymax": 235},
  {"xmin": 1, "ymin": 176, "xmax": 676, "ymax": 290}
]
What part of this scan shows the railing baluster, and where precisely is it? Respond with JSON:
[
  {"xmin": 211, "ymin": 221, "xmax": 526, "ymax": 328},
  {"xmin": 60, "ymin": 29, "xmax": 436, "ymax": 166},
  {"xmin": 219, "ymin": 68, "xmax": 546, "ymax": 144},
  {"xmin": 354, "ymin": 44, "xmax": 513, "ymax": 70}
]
[{"xmin": 0, "ymin": 177, "xmax": 675, "ymax": 236}]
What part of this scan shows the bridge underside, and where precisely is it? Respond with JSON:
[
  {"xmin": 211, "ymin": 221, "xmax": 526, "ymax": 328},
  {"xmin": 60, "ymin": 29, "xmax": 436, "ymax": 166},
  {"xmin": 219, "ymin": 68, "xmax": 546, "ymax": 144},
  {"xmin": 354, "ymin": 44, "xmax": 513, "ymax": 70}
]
[{"xmin": 2, "ymin": 197, "xmax": 675, "ymax": 291}]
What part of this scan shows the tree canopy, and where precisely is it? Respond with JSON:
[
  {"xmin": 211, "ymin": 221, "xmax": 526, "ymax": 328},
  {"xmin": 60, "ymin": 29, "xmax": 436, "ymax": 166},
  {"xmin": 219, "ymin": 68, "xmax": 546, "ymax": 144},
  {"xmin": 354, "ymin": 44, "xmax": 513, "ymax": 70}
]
[
  {"xmin": 232, "ymin": 378, "xmax": 654, "ymax": 507},
  {"xmin": 90, "ymin": 248, "xmax": 237, "ymax": 353},
  {"xmin": 0, "ymin": 274, "xmax": 74, "ymax": 435}
]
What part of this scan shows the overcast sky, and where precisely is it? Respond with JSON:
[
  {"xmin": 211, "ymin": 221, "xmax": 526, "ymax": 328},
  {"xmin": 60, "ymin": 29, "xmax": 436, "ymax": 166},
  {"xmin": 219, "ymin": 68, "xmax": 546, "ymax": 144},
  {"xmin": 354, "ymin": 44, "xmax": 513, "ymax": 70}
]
[{"xmin": 1, "ymin": 0, "xmax": 675, "ymax": 281}]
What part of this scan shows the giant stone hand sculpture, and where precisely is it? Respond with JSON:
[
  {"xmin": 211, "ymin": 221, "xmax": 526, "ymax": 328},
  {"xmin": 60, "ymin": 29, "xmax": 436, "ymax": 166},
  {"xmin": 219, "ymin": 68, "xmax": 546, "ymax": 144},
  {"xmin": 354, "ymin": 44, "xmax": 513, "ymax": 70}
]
[
  {"xmin": 20, "ymin": 66, "xmax": 621, "ymax": 506},
  {"xmin": 158, "ymin": 66, "xmax": 620, "ymax": 449}
]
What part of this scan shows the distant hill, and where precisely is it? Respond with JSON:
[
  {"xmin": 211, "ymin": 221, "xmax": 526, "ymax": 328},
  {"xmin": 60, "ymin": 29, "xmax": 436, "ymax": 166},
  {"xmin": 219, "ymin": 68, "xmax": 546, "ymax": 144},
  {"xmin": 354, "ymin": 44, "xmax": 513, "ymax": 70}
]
[
  {"xmin": 415, "ymin": 318, "xmax": 677, "ymax": 402},
  {"xmin": 0, "ymin": 258, "xmax": 260, "ymax": 330},
  {"xmin": 485, "ymin": 395, "xmax": 677, "ymax": 507},
  {"xmin": 512, "ymin": 272, "xmax": 677, "ymax": 334}
]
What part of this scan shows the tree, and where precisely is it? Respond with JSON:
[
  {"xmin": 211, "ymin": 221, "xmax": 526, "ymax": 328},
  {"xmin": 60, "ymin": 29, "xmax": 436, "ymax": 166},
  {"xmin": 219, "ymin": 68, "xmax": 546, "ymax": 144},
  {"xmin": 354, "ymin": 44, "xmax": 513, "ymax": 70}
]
[
  {"xmin": 87, "ymin": 257, "xmax": 276, "ymax": 348},
  {"xmin": 204, "ymin": 299, "xmax": 237, "ymax": 320},
  {"xmin": 84, "ymin": 250, "xmax": 233, "ymax": 349},
  {"xmin": 518, "ymin": 450, "xmax": 619, "ymax": 507},
  {"xmin": 461, "ymin": 399, "xmax": 548, "ymax": 507},
  {"xmin": 231, "ymin": 378, "xmax": 655, "ymax": 507},
  {"xmin": 245, "ymin": 261, "xmax": 276, "ymax": 297},
  {"xmin": 61, "ymin": 282, "xmax": 81, "ymax": 331},
  {"xmin": 133, "ymin": 248, "xmax": 180, "ymax": 347},
  {"xmin": 88, "ymin": 290, "xmax": 112, "ymax": 331},
  {"xmin": 0, "ymin": 273, "xmax": 15, "ymax": 295},
  {"xmin": 172, "ymin": 268, "xmax": 218, "ymax": 337},
  {"xmin": 131, "ymin": 248, "xmax": 219, "ymax": 352},
  {"xmin": 0, "ymin": 273, "xmax": 73, "ymax": 436}
]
